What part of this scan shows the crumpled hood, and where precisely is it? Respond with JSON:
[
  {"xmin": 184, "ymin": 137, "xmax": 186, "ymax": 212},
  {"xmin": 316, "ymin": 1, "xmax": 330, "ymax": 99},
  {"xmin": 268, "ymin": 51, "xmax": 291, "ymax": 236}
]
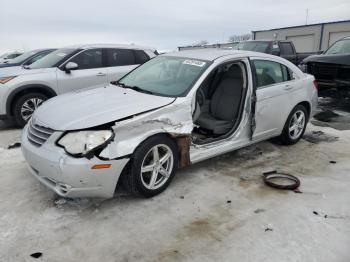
[
  {"xmin": 33, "ymin": 85, "xmax": 175, "ymax": 130},
  {"xmin": 303, "ymin": 53, "xmax": 350, "ymax": 66}
]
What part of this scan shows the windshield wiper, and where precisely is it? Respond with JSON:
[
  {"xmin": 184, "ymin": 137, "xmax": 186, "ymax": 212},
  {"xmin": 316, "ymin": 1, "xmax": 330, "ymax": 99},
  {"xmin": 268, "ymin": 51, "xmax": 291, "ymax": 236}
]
[
  {"xmin": 111, "ymin": 81, "xmax": 125, "ymax": 88},
  {"xmin": 112, "ymin": 82, "xmax": 154, "ymax": 95},
  {"xmin": 126, "ymin": 85, "xmax": 154, "ymax": 95}
]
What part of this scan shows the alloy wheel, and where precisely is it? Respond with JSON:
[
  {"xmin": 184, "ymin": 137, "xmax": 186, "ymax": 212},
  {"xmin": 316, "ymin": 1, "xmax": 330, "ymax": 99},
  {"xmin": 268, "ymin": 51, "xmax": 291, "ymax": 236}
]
[
  {"xmin": 140, "ymin": 144, "xmax": 174, "ymax": 190},
  {"xmin": 20, "ymin": 98, "xmax": 44, "ymax": 122},
  {"xmin": 288, "ymin": 110, "xmax": 305, "ymax": 140}
]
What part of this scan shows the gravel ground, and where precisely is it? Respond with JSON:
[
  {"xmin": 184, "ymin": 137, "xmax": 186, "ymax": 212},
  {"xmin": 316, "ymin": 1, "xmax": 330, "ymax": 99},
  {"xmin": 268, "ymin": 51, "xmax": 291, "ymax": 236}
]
[{"xmin": 1, "ymin": 102, "xmax": 350, "ymax": 262}]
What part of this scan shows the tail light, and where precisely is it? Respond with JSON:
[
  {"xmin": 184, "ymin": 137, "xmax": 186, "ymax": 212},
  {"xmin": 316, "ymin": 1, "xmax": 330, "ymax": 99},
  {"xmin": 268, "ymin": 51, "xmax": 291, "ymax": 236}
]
[{"xmin": 313, "ymin": 80, "xmax": 318, "ymax": 90}]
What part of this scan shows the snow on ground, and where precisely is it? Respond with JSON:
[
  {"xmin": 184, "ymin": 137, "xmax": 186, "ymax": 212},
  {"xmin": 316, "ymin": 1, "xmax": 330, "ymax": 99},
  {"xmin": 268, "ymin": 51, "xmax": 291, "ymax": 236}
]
[{"xmin": 0, "ymin": 121, "xmax": 350, "ymax": 262}]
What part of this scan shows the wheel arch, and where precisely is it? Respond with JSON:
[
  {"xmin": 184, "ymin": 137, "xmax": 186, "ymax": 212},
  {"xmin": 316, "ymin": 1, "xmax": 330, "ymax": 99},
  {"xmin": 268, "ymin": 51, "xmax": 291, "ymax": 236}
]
[
  {"xmin": 6, "ymin": 84, "xmax": 57, "ymax": 116},
  {"xmin": 123, "ymin": 132, "xmax": 191, "ymax": 169},
  {"xmin": 296, "ymin": 101, "xmax": 311, "ymax": 119}
]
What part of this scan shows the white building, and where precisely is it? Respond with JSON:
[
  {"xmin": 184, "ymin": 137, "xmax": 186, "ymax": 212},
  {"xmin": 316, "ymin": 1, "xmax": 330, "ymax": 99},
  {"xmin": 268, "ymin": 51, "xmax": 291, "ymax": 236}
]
[{"xmin": 252, "ymin": 20, "xmax": 350, "ymax": 52}]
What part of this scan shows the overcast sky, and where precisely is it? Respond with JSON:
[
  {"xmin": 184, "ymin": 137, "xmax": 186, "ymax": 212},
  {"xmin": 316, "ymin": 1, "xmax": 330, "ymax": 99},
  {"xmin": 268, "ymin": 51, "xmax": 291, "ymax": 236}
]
[{"xmin": 1, "ymin": 0, "xmax": 349, "ymax": 53}]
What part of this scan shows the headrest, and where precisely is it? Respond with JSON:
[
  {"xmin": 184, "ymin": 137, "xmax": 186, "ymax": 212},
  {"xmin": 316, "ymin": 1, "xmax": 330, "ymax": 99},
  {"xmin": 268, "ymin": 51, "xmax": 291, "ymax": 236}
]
[{"xmin": 226, "ymin": 64, "xmax": 242, "ymax": 79}]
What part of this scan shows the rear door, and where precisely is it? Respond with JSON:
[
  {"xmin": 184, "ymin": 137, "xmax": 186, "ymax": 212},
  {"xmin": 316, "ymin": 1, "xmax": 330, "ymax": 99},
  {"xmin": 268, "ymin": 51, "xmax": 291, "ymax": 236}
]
[
  {"xmin": 106, "ymin": 48, "xmax": 146, "ymax": 82},
  {"xmin": 252, "ymin": 58, "xmax": 297, "ymax": 140},
  {"xmin": 279, "ymin": 42, "xmax": 297, "ymax": 64},
  {"xmin": 56, "ymin": 48, "xmax": 108, "ymax": 93}
]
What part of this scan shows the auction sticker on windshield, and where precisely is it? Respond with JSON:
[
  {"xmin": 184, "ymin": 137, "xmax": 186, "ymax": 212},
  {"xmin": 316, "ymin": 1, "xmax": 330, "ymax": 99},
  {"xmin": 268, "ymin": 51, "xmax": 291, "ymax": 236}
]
[{"xmin": 183, "ymin": 60, "xmax": 206, "ymax": 67}]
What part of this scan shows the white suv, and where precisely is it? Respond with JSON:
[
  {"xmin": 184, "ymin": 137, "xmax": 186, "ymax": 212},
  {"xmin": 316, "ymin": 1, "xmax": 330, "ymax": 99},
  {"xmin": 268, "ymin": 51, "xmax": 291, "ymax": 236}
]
[{"xmin": 0, "ymin": 44, "xmax": 156, "ymax": 126}]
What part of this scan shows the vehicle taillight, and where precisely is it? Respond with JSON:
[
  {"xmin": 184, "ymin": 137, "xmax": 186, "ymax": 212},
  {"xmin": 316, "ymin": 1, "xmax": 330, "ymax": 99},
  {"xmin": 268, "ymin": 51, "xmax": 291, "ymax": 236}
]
[{"xmin": 313, "ymin": 80, "xmax": 318, "ymax": 90}]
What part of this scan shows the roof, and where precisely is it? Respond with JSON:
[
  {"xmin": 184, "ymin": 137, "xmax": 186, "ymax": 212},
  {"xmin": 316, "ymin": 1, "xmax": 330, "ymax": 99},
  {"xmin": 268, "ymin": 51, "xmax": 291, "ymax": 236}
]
[
  {"xmin": 63, "ymin": 43, "xmax": 156, "ymax": 51},
  {"xmin": 252, "ymin": 19, "xmax": 350, "ymax": 33},
  {"xmin": 163, "ymin": 48, "xmax": 277, "ymax": 61},
  {"xmin": 178, "ymin": 42, "xmax": 238, "ymax": 50}
]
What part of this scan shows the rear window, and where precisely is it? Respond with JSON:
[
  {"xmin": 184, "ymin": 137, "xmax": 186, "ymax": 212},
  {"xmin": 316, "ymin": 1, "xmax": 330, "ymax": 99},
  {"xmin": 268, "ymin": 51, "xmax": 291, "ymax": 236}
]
[{"xmin": 237, "ymin": 42, "xmax": 269, "ymax": 53}]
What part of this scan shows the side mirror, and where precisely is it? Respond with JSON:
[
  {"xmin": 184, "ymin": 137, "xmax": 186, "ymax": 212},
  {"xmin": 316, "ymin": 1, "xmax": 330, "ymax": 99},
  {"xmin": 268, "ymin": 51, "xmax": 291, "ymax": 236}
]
[{"xmin": 65, "ymin": 62, "xmax": 78, "ymax": 73}]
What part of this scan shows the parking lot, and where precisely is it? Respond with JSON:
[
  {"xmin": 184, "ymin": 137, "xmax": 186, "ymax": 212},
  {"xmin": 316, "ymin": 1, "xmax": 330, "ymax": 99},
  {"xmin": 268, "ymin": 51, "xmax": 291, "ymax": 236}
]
[{"xmin": 1, "ymin": 95, "xmax": 350, "ymax": 262}]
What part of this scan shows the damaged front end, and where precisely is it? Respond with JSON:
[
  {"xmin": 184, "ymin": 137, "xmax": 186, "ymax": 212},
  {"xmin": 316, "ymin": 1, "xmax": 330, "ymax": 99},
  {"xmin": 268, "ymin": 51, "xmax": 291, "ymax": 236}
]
[
  {"xmin": 99, "ymin": 99, "xmax": 194, "ymax": 167},
  {"xmin": 21, "ymin": 95, "xmax": 194, "ymax": 198}
]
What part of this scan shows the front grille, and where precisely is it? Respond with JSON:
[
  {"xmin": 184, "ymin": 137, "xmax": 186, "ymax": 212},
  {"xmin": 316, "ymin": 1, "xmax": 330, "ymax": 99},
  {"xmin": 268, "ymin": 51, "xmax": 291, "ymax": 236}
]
[
  {"xmin": 309, "ymin": 63, "xmax": 338, "ymax": 80},
  {"xmin": 27, "ymin": 120, "xmax": 55, "ymax": 147}
]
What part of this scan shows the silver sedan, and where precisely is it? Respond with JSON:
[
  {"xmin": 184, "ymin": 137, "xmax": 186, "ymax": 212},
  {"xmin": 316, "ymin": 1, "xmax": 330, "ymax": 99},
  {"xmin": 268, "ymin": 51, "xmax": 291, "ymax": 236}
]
[{"xmin": 21, "ymin": 49, "xmax": 318, "ymax": 198}]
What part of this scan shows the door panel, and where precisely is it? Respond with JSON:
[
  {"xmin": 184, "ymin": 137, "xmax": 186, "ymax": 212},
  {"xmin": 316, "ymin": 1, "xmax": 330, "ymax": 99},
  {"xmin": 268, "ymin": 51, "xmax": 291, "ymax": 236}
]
[
  {"xmin": 57, "ymin": 68, "xmax": 108, "ymax": 94},
  {"xmin": 57, "ymin": 49, "xmax": 108, "ymax": 93},
  {"xmin": 254, "ymin": 84, "xmax": 293, "ymax": 139},
  {"xmin": 252, "ymin": 59, "xmax": 296, "ymax": 140}
]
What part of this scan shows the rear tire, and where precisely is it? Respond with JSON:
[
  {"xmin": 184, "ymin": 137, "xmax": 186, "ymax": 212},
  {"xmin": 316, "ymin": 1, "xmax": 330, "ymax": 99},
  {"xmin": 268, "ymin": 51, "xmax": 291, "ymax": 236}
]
[
  {"xmin": 13, "ymin": 93, "xmax": 48, "ymax": 127},
  {"xmin": 279, "ymin": 105, "xmax": 308, "ymax": 145},
  {"xmin": 122, "ymin": 135, "xmax": 178, "ymax": 198}
]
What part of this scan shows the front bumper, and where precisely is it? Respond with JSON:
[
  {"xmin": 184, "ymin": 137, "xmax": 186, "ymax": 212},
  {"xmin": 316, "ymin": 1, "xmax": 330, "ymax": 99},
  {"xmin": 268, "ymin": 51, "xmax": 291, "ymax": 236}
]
[
  {"xmin": 21, "ymin": 126, "xmax": 130, "ymax": 198},
  {"xmin": 0, "ymin": 83, "xmax": 10, "ymax": 116}
]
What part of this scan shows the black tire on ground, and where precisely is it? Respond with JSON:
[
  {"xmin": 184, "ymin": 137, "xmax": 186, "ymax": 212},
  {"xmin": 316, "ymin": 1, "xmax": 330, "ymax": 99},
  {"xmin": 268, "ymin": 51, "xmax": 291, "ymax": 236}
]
[
  {"xmin": 13, "ymin": 93, "xmax": 48, "ymax": 127},
  {"xmin": 263, "ymin": 172, "xmax": 300, "ymax": 190},
  {"xmin": 122, "ymin": 134, "xmax": 178, "ymax": 198},
  {"xmin": 279, "ymin": 104, "xmax": 308, "ymax": 145}
]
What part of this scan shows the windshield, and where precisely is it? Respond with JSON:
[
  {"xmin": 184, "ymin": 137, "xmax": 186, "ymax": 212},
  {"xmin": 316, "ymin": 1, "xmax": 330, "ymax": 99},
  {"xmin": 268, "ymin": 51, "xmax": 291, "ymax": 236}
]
[
  {"xmin": 29, "ymin": 48, "xmax": 76, "ymax": 69},
  {"xmin": 7, "ymin": 53, "xmax": 21, "ymax": 59},
  {"xmin": 237, "ymin": 42, "xmax": 269, "ymax": 53},
  {"xmin": 325, "ymin": 39, "xmax": 350, "ymax": 55},
  {"xmin": 117, "ymin": 56, "xmax": 210, "ymax": 97},
  {"xmin": 8, "ymin": 51, "xmax": 37, "ymax": 64}
]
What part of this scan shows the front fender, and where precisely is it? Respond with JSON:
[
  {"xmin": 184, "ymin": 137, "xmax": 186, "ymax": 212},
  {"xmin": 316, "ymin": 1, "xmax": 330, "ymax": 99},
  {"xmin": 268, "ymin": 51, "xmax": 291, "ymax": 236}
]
[{"xmin": 99, "ymin": 101, "xmax": 193, "ymax": 159}]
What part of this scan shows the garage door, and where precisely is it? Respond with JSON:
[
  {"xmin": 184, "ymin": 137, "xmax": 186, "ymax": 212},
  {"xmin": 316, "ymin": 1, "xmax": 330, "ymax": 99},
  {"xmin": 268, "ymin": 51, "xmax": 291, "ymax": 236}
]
[
  {"xmin": 286, "ymin": 34, "xmax": 315, "ymax": 52},
  {"xmin": 328, "ymin": 31, "xmax": 350, "ymax": 47}
]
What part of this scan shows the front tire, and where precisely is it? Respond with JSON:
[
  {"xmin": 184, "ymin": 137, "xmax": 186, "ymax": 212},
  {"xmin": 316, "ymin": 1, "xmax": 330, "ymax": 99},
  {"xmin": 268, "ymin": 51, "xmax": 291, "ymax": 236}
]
[
  {"xmin": 279, "ymin": 105, "xmax": 308, "ymax": 145},
  {"xmin": 122, "ymin": 135, "xmax": 178, "ymax": 197},
  {"xmin": 13, "ymin": 93, "xmax": 48, "ymax": 127}
]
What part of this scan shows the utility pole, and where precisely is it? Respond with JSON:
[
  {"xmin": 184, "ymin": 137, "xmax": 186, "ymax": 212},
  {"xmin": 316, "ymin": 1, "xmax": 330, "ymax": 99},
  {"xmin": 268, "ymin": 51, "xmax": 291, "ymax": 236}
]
[{"xmin": 305, "ymin": 8, "xmax": 309, "ymax": 25}]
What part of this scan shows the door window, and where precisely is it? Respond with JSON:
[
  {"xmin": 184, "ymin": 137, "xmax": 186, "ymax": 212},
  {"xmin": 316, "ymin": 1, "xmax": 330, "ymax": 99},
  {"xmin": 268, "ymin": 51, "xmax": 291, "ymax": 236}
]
[
  {"xmin": 70, "ymin": 49, "xmax": 103, "ymax": 69},
  {"xmin": 271, "ymin": 43, "xmax": 280, "ymax": 54},
  {"xmin": 279, "ymin": 43, "xmax": 294, "ymax": 55},
  {"xmin": 107, "ymin": 49, "xmax": 136, "ymax": 66},
  {"xmin": 134, "ymin": 50, "xmax": 150, "ymax": 64},
  {"xmin": 253, "ymin": 60, "xmax": 291, "ymax": 88}
]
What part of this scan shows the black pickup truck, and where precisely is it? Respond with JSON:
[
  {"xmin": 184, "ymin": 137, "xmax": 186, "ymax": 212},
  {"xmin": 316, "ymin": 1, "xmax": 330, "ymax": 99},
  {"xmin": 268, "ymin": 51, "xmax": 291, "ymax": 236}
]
[
  {"xmin": 299, "ymin": 37, "xmax": 350, "ymax": 92},
  {"xmin": 236, "ymin": 40, "xmax": 315, "ymax": 65}
]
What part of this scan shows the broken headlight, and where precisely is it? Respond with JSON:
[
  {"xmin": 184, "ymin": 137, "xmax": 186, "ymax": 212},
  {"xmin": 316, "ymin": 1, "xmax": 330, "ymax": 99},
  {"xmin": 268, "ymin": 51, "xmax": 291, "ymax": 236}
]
[{"xmin": 57, "ymin": 130, "xmax": 114, "ymax": 157}]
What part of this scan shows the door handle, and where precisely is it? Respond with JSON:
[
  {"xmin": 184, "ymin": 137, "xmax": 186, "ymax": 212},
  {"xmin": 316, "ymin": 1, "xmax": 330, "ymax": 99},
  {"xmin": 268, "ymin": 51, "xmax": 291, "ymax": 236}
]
[
  {"xmin": 283, "ymin": 84, "xmax": 293, "ymax": 90},
  {"xmin": 96, "ymin": 72, "xmax": 106, "ymax": 76}
]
